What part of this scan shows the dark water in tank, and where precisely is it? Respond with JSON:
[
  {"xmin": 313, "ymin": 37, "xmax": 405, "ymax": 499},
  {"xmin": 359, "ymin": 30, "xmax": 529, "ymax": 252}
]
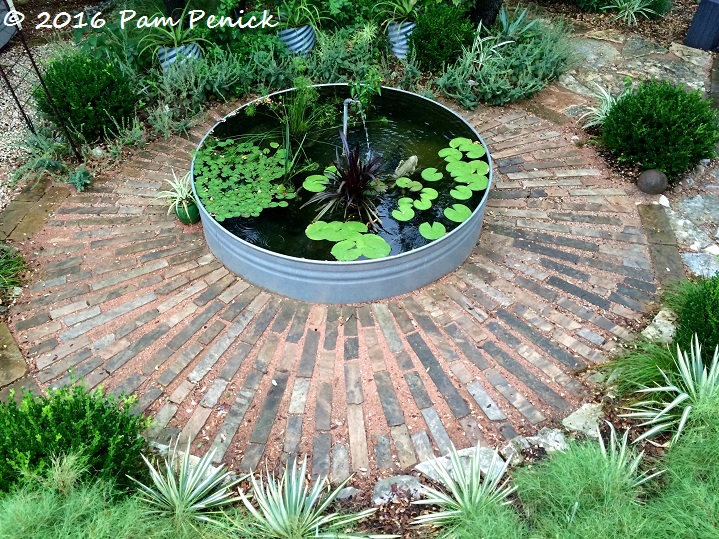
[{"xmin": 202, "ymin": 86, "xmax": 487, "ymax": 261}]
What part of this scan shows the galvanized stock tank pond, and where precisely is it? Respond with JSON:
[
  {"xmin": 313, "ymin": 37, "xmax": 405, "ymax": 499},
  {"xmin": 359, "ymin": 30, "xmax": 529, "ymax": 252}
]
[{"xmin": 191, "ymin": 84, "xmax": 493, "ymax": 303}]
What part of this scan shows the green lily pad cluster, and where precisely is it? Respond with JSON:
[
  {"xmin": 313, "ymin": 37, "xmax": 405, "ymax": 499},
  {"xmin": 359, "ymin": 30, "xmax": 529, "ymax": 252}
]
[
  {"xmin": 194, "ymin": 138, "xmax": 296, "ymax": 221},
  {"xmin": 305, "ymin": 221, "xmax": 391, "ymax": 261}
]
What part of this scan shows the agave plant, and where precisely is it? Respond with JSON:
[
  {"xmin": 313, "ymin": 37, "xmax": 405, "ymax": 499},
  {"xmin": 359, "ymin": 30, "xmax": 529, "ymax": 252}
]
[
  {"xmin": 236, "ymin": 456, "xmax": 390, "ymax": 538},
  {"xmin": 622, "ymin": 335, "xmax": 719, "ymax": 444},
  {"xmin": 129, "ymin": 440, "xmax": 242, "ymax": 526},
  {"xmin": 598, "ymin": 422, "xmax": 663, "ymax": 488},
  {"xmin": 412, "ymin": 444, "xmax": 516, "ymax": 529},
  {"xmin": 302, "ymin": 129, "xmax": 385, "ymax": 227}
]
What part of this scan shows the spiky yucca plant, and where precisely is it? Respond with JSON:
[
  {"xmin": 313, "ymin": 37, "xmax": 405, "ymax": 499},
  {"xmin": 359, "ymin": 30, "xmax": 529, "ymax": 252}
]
[
  {"xmin": 622, "ymin": 335, "xmax": 719, "ymax": 444},
  {"xmin": 130, "ymin": 440, "xmax": 241, "ymax": 526},
  {"xmin": 412, "ymin": 444, "xmax": 515, "ymax": 529},
  {"xmin": 237, "ymin": 456, "xmax": 391, "ymax": 539},
  {"xmin": 303, "ymin": 129, "xmax": 384, "ymax": 226},
  {"xmin": 598, "ymin": 422, "xmax": 663, "ymax": 488}
]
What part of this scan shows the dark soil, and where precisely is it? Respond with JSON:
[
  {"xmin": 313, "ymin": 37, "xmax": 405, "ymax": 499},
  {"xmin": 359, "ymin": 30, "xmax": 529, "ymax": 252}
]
[
  {"xmin": 8, "ymin": 0, "xmax": 104, "ymax": 44},
  {"xmin": 531, "ymin": 0, "xmax": 699, "ymax": 47}
]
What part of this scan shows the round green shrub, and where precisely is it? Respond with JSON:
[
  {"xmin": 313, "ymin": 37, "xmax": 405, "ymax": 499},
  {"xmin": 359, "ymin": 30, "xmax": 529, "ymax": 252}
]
[
  {"xmin": 649, "ymin": 0, "xmax": 673, "ymax": 17},
  {"xmin": 575, "ymin": 0, "xmax": 605, "ymax": 12},
  {"xmin": 665, "ymin": 275, "xmax": 719, "ymax": 355},
  {"xmin": 0, "ymin": 384, "xmax": 150, "ymax": 492},
  {"xmin": 34, "ymin": 50, "xmax": 136, "ymax": 142},
  {"xmin": 409, "ymin": 2, "xmax": 475, "ymax": 73},
  {"xmin": 602, "ymin": 79, "xmax": 719, "ymax": 180}
]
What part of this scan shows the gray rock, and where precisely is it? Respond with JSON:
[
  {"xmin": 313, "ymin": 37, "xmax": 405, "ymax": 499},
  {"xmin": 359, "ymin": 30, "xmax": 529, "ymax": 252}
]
[
  {"xmin": 621, "ymin": 37, "xmax": 668, "ymax": 59},
  {"xmin": 573, "ymin": 39, "xmax": 621, "ymax": 68},
  {"xmin": 336, "ymin": 486, "xmax": 361, "ymax": 501},
  {"xmin": 525, "ymin": 428, "xmax": 569, "ymax": 454},
  {"xmin": 682, "ymin": 252, "xmax": 719, "ymax": 277},
  {"xmin": 500, "ymin": 437, "xmax": 530, "ymax": 466},
  {"xmin": 669, "ymin": 43, "xmax": 713, "ymax": 68},
  {"xmin": 641, "ymin": 308, "xmax": 677, "ymax": 344},
  {"xmin": 415, "ymin": 446, "xmax": 504, "ymax": 483},
  {"xmin": 562, "ymin": 403, "xmax": 603, "ymax": 439},
  {"xmin": 637, "ymin": 169, "xmax": 668, "ymax": 194},
  {"xmin": 371, "ymin": 475, "xmax": 422, "ymax": 505}
]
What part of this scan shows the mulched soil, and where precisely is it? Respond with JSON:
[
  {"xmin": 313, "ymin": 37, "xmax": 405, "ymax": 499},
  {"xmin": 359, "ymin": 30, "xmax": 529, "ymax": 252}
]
[
  {"xmin": 531, "ymin": 0, "xmax": 699, "ymax": 47},
  {"xmin": 8, "ymin": 0, "xmax": 94, "ymax": 43}
]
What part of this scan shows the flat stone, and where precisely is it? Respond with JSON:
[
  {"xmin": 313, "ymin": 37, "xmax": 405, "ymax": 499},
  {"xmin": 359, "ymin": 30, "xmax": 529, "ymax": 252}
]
[
  {"xmin": 669, "ymin": 42, "xmax": 712, "ymax": 68},
  {"xmin": 371, "ymin": 475, "xmax": 422, "ymax": 505},
  {"xmin": 583, "ymin": 29, "xmax": 625, "ymax": 43},
  {"xmin": 415, "ymin": 446, "xmax": 504, "ymax": 483},
  {"xmin": 562, "ymin": 403, "xmax": 603, "ymax": 439},
  {"xmin": 500, "ymin": 436, "xmax": 530, "ymax": 466},
  {"xmin": 336, "ymin": 486, "xmax": 361, "ymax": 501},
  {"xmin": 641, "ymin": 308, "xmax": 677, "ymax": 344},
  {"xmin": 0, "ymin": 322, "xmax": 27, "ymax": 388},
  {"xmin": 621, "ymin": 37, "xmax": 668, "ymax": 58},
  {"xmin": 682, "ymin": 252, "xmax": 719, "ymax": 277},
  {"xmin": 525, "ymin": 427, "xmax": 569, "ymax": 454}
]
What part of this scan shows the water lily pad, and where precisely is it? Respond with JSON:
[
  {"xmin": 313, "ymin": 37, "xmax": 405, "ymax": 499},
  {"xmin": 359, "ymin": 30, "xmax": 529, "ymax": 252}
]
[
  {"xmin": 464, "ymin": 144, "xmax": 486, "ymax": 159},
  {"xmin": 419, "ymin": 222, "xmax": 446, "ymax": 240},
  {"xmin": 444, "ymin": 204, "xmax": 472, "ymax": 223},
  {"xmin": 408, "ymin": 180, "xmax": 423, "ymax": 192},
  {"xmin": 306, "ymin": 221, "xmax": 367, "ymax": 242},
  {"xmin": 358, "ymin": 234, "xmax": 391, "ymax": 259},
  {"xmin": 420, "ymin": 187, "xmax": 438, "ymax": 200},
  {"xmin": 331, "ymin": 239, "xmax": 362, "ymax": 261},
  {"xmin": 395, "ymin": 177, "xmax": 413, "ymax": 188},
  {"xmin": 303, "ymin": 174, "xmax": 329, "ymax": 193},
  {"xmin": 413, "ymin": 198, "xmax": 432, "ymax": 210},
  {"xmin": 438, "ymin": 148, "xmax": 463, "ymax": 161},
  {"xmin": 392, "ymin": 205, "xmax": 415, "ymax": 221},
  {"xmin": 449, "ymin": 137, "xmax": 472, "ymax": 149},
  {"xmin": 398, "ymin": 197, "xmax": 414, "ymax": 207},
  {"xmin": 421, "ymin": 168, "xmax": 443, "ymax": 182},
  {"xmin": 324, "ymin": 165, "xmax": 338, "ymax": 174},
  {"xmin": 465, "ymin": 175, "xmax": 489, "ymax": 191},
  {"xmin": 469, "ymin": 160, "xmax": 490, "ymax": 175},
  {"xmin": 450, "ymin": 185, "xmax": 473, "ymax": 200},
  {"xmin": 446, "ymin": 161, "xmax": 474, "ymax": 177}
]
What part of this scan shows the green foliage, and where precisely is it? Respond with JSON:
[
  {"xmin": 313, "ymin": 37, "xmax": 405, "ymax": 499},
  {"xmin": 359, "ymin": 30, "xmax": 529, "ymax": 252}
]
[
  {"xmin": 12, "ymin": 123, "xmax": 71, "ymax": 185},
  {"xmin": 0, "ymin": 471, "xmax": 236, "ymax": 539},
  {"xmin": 514, "ymin": 437, "xmax": 649, "ymax": 539},
  {"xmin": 155, "ymin": 170, "xmax": 196, "ymax": 216},
  {"xmin": 664, "ymin": 275, "xmax": 719, "ymax": 353},
  {"xmin": 68, "ymin": 165, "xmax": 92, "ymax": 193},
  {"xmin": 419, "ymin": 221, "xmax": 446, "ymax": 240},
  {"xmin": 603, "ymin": 339, "xmax": 677, "ymax": 397},
  {"xmin": 0, "ymin": 243, "xmax": 26, "ymax": 299},
  {"xmin": 0, "ymin": 384, "xmax": 150, "ymax": 492},
  {"xmin": 601, "ymin": 0, "xmax": 657, "ymax": 25},
  {"xmin": 194, "ymin": 138, "xmax": 297, "ymax": 221},
  {"xmin": 437, "ymin": 11, "xmax": 572, "ymax": 107},
  {"xmin": 34, "ymin": 50, "xmax": 136, "ymax": 142},
  {"xmin": 413, "ymin": 445, "xmax": 516, "ymax": 532},
  {"xmin": 130, "ymin": 440, "xmax": 242, "ymax": 528},
  {"xmin": 409, "ymin": 2, "xmax": 475, "ymax": 73},
  {"xmin": 305, "ymin": 27, "xmax": 384, "ymax": 84},
  {"xmin": 622, "ymin": 335, "xmax": 719, "ymax": 444},
  {"xmin": 602, "ymin": 79, "xmax": 719, "ymax": 180},
  {"xmin": 575, "ymin": 0, "xmax": 606, "ymax": 11},
  {"xmin": 579, "ymin": 82, "xmax": 627, "ymax": 130},
  {"xmin": 236, "ymin": 456, "xmax": 377, "ymax": 538}
]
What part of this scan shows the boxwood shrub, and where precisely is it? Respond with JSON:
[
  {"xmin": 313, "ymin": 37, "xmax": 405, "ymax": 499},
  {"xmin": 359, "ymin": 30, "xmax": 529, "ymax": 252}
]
[
  {"xmin": 34, "ymin": 50, "xmax": 136, "ymax": 142},
  {"xmin": 409, "ymin": 2, "xmax": 476, "ymax": 73},
  {"xmin": 0, "ymin": 384, "xmax": 150, "ymax": 492},
  {"xmin": 665, "ymin": 275, "xmax": 719, "ymax": 355},
  {"xmin": 602, "ymin": 79, "xmax": 719, "ymax": 180}
]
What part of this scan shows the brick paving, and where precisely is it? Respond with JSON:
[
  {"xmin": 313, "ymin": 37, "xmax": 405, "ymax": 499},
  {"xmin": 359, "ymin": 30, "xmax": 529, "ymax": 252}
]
[{"xmin": 8, "ymin": 103, "xmax": 660, "ymax": 479}]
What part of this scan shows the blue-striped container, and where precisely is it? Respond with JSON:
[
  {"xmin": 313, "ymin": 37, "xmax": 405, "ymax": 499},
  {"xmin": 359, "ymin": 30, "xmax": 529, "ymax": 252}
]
[
  {"xmin": 278, "ymin": 25, "xmax": 316, "ymax": 55},
  {"xmin": 158, "ymin": 43, "xmax": 202, "ymax": 72},
  {"xmin": 387, "ymin": 21, "xmax": 416, "ymax": 60}
]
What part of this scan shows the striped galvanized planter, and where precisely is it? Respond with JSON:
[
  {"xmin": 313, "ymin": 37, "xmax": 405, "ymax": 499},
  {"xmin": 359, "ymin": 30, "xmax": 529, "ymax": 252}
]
[
  {"xmin": 278, "ymin": 24, "xmax": 316, "ymax": 55},
  {"xmin": 158, "ymin": 43, "xmax": 202, "ymax": 72},
  {"xmin": 387, "ymin": 21, "xmax": 416, "ymax": 60}
]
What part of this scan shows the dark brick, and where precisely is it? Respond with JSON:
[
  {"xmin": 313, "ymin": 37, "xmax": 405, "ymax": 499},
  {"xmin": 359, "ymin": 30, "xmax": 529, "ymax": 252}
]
[
  {"xmin": 444, "ymin": 323, "xmax": 489, "ymax": 370},
  {"xmin": 341, "ymin": 306, "xmax": 358, "ymax": 336},
  {"xmin": 286, "ymin": 303, "xmax": 311, "ymax": 343},
  {"xmin": 489, "ymin": 190, "xmax": 530, "ymax": 200},
  {"xmin": 482, "ymin": 340, "xmax": 570, "ymax": 412},
  {"xmin": 403, "ymin": 298, "xmax": 442, "ymax": 338},
  {"xmin": 581, "ymin": 257, "xmax": 648, "ymax": 280},
  {"xmin": 106, "ymin": 324, "xmax": 170, "ymax": 372},
  {"xmin": 324, "ymin": 306, "xmax": 340, "ymax": 350},
  {"xmin": 115, "ymin": 236, "xmax": 177, "ymax": 256},
  {"xmin": 157, "ymin": 343, "xmax": 203, "ymax": 386},
  {"xmin": 311, "ymin": 433, "xmax": 331, "ymax": 480},
  {"xmin": 242, "ymin": 297, "xmax": 281, "ymax": 345},
  {"xmin": 37, "ymin": 348, "xmax": 93, "ymax": 383},
  {"xmin": 16, "ymin": 312, "xmax": 50, "ymax": 331},
  {"xmin": 284, "ymin": 415, "xmax": 303, "ymax": 454},
  {"xmin": 111, "ymin": 373, "xmax": 147, "ymax": 396},
  {"xmin": 344, "ymin": 337, "xmax": 359, "ymax": 360},
  {"xmin": 141, "ymin": 347, "xmax": 174, "ymax": 375},
  {"xmin": 249, "ymin": 370, "xmax": 289, "ymax": 444},
  {"xmin": 297, "ymin": 330, "xmax": 320, "ymax": 378},
  {"xmin": 219, "ymin": 286, "xmax": 260, "ymax": 322},
  {"xmin": 514, "ymin": 239, "xmax": 579, "ymax": 265},
  {"xmin": 240, "ymin": 443, "xmax": 265, "ymax": 472},
  {"xmin": 357, "ymin": 305, "xmax": 374, "ymax": 327},
  {"xmin": 608, "ymin": 292, "xmax": 645, "ymax": 312},
  {"xmin": 374, "ymin": 371, "xmax": 405, "ymax": 427},
  {"xmin": 546, "ymin": 275, "xmax": 611, "ymax": 310},
  {"xmin": 388, "ymin": 302, "xmax": 415, "ymax": 334},
  {"xmin": 486, "ymin": 321, "xmax": 523, "ymax": 348},
  {"xmin": 549, "ymin": 212, "xmax": 622, "ymax": 226},
  {"xmin": 315, "ymin": 381, "xmax": 332, "ymax": 431},
  {"xmin": 373, "ymin": 434, "xmax": 393, "ymax": 470},
  {"xmin": 540, "ymin": 258, "xmax": 590, "ymax": 281},
  {"xmin": 496, "ymin": 309, "xmax": 585, "ymax": 371},
  {"xmin": 243, "ymin": 369, "xmax": 263, "ymax": 390},
  {"xmin": 498, "ymin": 422, "xmax": 519, "ymax": 441},
  {"xmin": 168, "ymin": 301, "xmax": 224, "ymax": 350},
  {"xmin": 132, "ymin": 387, "xmax": 163, "ymax": 415},
  {"xmin": 156, "ymin": 276, "xmax": 189, "ymax": 295},
  {"xmin": 404, "ymin": 371, "xmax": 433, "ymax": 409},
  {"xmin": 623, "ymin": 277, "xmax": 657, "ymax": 294},
  {"xmin": 115, "ymin": 308, "xmax": 160, "ymax": 339},
  {"xmin": 218, "ymin": 341, "xmax": 252, "ymax": 380},
  {"xmin": 407, "ymin": 333, "xmax": 470, "ymax": 418},
  {"xmin": 198, "ymin": 320, "xmax": 226, "ymax": 345},
  {"xmin": 193, "ymin": 274, "xmax": 235, "ymax": 306},
  {"xmin": 28, "ymin": 337, "xmax": 58, "ymax": 356},
  {"xmin": 271, "ymin": 300, "xmax": 297, "ymax": 333},
  {"xmin": 168, "ymin": 248, "xmax": 206, "ymax": 265}
]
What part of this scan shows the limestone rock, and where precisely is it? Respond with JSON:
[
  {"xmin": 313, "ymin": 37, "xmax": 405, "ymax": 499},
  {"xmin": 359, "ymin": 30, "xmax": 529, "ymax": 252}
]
[
  {"xmin": 641, "ymin": 308, "xmax": 677, "ymax": 344},
  {"xmin": 669, "ymin": 43, "xmax": 713, "ymax": 68},
  {"xmin": 682, "ymin": 252, "xmax": 719, "ymax": 277},
  {"xmin": 500, "ymin": 436, "xmax": 530, "ymax": 466},
  {"xmin": 583, "ymin": 29, "xmax": 626, "ymax": 43},
  {"xmin": 336, "ymin": 486, "xmax": 361, "ymax": 501},
  {"xmin": 637, "ymin": 169, "xmax": 668, "ymax": 194},
  {"xmin": 525, "ymin": 428, "xmax": 569, "ymax": 454},
  {"xmin": 371, "ymin": 475, "xmax": 422, "ymax": 505},
  {"xmin": 562, "ymin": 403, "xmax": 603, "ymax": 439},
  {"xmin": 621, "ymin": 37, "xmax": 668, "ymax": 59},
  {"xmin": 414, "ymin": 447, "xmax": 503, "ymax": 483}
]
